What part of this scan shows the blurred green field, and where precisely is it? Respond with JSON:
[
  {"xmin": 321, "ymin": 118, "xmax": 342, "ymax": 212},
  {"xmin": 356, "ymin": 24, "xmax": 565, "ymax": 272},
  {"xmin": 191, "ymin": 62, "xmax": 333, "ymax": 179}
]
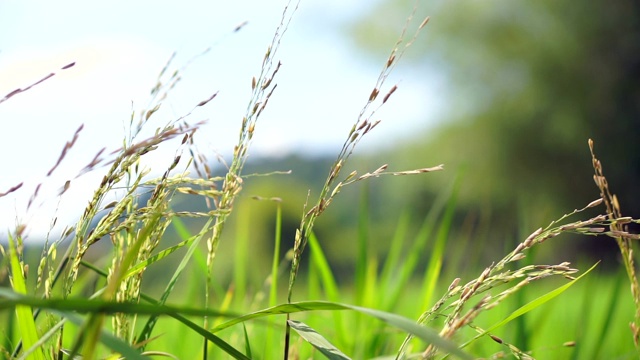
[{"xmin": 5, "ymin": 232, "xmax": 635, "ymax": 359}]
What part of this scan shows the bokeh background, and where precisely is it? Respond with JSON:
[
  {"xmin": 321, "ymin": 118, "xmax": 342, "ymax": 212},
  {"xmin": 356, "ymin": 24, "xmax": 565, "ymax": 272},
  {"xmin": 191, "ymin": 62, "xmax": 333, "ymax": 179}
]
[{"xmin": 1, "ymin": 0, "xmax": 639, "ymax": 277}]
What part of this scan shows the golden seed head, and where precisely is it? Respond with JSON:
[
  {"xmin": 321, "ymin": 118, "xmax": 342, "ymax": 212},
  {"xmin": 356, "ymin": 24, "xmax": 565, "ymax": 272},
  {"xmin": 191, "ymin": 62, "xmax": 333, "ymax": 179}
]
[
  {"xmin": 419, "ymin": 16, "xmax": 430, "ymax": 30},
  {"xmin": 448, "ymin": 278, "xmax": 460, "ymax": 291},
  {"xmin": 586, "ymin": 198, "xmax": 603, "ymax": 208},
  {"xmin": 261, "ymin": 77, "xmax": 273, "ymax": 90},
  {"xmin": 252, "ymin": 102, "xmax": 261, "ymax": 115},
  {"xmin": 386, "ymin": 54, "xmax": 396, "ymax": 68},
  {"xmin": 197, "ymin": 92, "xmax": 218, "ymax": 107},
  {"xmin": 509, "ymin": 253, "xmax": 526, "ymax": 262},
  {"xmin": 383, "ymin": 85, "xmax": 398, "ymax": 104}
]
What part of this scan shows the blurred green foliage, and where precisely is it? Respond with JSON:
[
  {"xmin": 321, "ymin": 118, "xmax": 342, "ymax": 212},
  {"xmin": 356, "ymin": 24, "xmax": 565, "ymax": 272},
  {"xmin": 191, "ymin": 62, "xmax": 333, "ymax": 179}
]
[
  {"xmin": 346, "ymin": 0, "xmax": 640, "ymax": 261},
  {"xmin": 111, "ymin": 0, "xmax": 640, "ymax": 276}
]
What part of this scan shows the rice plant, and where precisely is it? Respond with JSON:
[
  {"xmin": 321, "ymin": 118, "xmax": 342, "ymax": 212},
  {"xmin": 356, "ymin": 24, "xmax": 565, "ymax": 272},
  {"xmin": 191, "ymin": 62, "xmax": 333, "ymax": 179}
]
[{"xmin": 1, "ymin": 1, "xmax": 639, "ymax": 359}]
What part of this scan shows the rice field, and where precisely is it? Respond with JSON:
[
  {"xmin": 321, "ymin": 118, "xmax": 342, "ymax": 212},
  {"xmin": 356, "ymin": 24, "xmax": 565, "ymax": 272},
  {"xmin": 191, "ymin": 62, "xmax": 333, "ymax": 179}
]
[{"xmin": 1, "ymin": 1, "xmax": 639, "ymax": 359}]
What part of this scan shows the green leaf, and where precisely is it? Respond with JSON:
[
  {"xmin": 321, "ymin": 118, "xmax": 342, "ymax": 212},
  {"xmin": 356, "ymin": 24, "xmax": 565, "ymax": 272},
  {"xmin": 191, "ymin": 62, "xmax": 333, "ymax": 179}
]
[
  {"xmin": 349, "ymin": 304, "xmax": 473, "ymax": 360},
  {"xmin": 234, "ymin": 206, "xmax": 250, "ymax": 300},
  {"xmin": 0, "ymin": 289, "xmax": 250, "ymax": 360},
  {"xmin": 378, "ymin": 209, "xmax": 410, "ymax": 303},
  {"xmin": 308, "ymin": 231, "xmax": 347, "ymax": 347},
  {"xmin": 213, "ymin": 301, "xmax": 473, "ymax": 359},
  {"xmin": 242, "ymin": 323, "xmax": 252, "ymax": 359},
  {"xmin": 123, "ymin": 230, "xmax": 196, "ymax": 279},
  {"xmin": 52, "ymin": 310, "xmax": 149, "ymax": 360},
  {"xmin": 462, "ymin": 262, "xmax": 599, "ymax": 349},
  {"xmin": 166, "ymin": 312, "xmax": 250, "ymax": 360},
  {"xmin": 308, "ymin": 233, "xmax": 340, "ymax": 301},
  {"xmin": 355, "ymin": 183, "xmax": 370, "ymax": 306},
  {"xmin": 269, "ymin": 203, "xmax": 283, "ymax": 308},
  {"xmin": 0, "ymin": 288, "xmax": 240, "ymax": 318},
  {"xmin": 288, "ymin": 320, "xmax": 351, "ymax": 360},
  {"xmin": 136, "ymin": 217, "xmax": 213, "ymax": 347},
  {"xmin": 0, "ymin": 290, "xmax": 470, "ymax": 359},
  {"xmin": 381, "ymin": 186, "xmax": 449, "ymax": 311},
  {"xmin": 588, "ymin": 266, "xmax": 625, "ymax": 359},
  {"xmin": 8, "ymin": 233, "xmax": 45, "ymax": 360},
  {"xmin": 420, "ymin": 175, "xmax": 460, "ymax": 310}
]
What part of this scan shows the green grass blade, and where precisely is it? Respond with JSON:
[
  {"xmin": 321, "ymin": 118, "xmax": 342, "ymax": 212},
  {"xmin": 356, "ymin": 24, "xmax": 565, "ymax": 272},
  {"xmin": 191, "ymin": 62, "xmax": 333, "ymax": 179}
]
[
  {"xmin": 140, "ymin": 294, "xmax": 250, "ymax": 359},
  {"xmin": 51, "ymin": 310, "xmax": 149, "ymax": 360},
  {"xmin": 0, "ymin": 287, "xmax": 249, "ymax": 359},
  {"xmin": 18, "ymin": 314, "xmax": 67, "ymax": 360},
  {"xmin": 171, "ymin": 212, "xmax": 193, "ymax": 239},
  {"xmin": 513, "ymin": 203, "xmax": 535, "ymax": 351},
  {"xmin": 269, "ymin": 203, "xmax": 283, "ymax": 307},
  {"xmin": 462, "ymin": 262, "xmax": 599, "ymax": 349},
  {"xmin": 242, "ymin": 323, "xmax": 252, "ymax": 359},
  {"xmin": 3, "ymin": 304, "xmax": 16, "ymax": 356},
  {"xmin": 212, "ymin": 301, "xmax": 473, "ymax": 359},
  {"xmin": 353, "ymin": 184, "xmax": 377, "ymax": 358},
  {"xmin": 308, "ymin": 231, "xmax": 347, "ymax": 348},
  {"xmin": 420, "ymin": 177, "xmax": 459, "ymax": 310},
  {"xmin": 382, "ymin": 187, "xmax": 450, "ymax": 311},
  {"xmin": 0, "ymin": 288, "xmax": 241, "ymax": 318},
  {"xmin": 308, "ymin": 232, "xmax": 340, "ymax": 302},
  {"xmin": 210, "ymin": 301, "xmax": 358, "ymax": 332},
  {"xmin": 107, "ymin": 211, "xmax": 163, "ymax": 296},
  {"xmin": 346, "ymin": 305, "xmax": 473, "ymax": 360},
  {"xmin": 235, "ymin": 206, "xmax": 250, "ymax": 300},
  {"xmin": 566, "ymin": 270, "xmax": 594, "ymax": 360},
  {"xmin": 355, "ymin": 183, "xmax": 370, "ymax": 306},
  {"xmin": 166, "ymin": 308, "xmax": 250, "ymax": 359},
  {"xmin": 7, "ymin": 233, "xmax": 45, "ymax": 360},
  {"xmin": 123, "ymin": 228, "xmax": 197, "ymax": 279},
  {"xmin": 288, "ymin": 320, "xmax": 351, "ymax": 360},
  {"xmin": 589, "ymin": 267, "xmax": 625, "ymax": 359},
  {"xmin": 265, "ymin": 203, "xmax": 282, "ymax": 355},
  {"xmin": 379, "ymin": 209, "xmax": 410, "ymax": 302},
  {"xmin": 136, "ymin": 217, "xmax": 213, "ymax": 347},
  {"xmin": 69, "ymin": 211, "xmax": 163, "ymax": 359},
  {"xmin": 1, "ymin": 255, "xmax": 471, "ymax": 358},
  {"xmin": 512, "ymin": 271, "xmax": 530, "ymax": 352},
  {"xmin": 56, "ymin": 308, "xmax": 250, "ymax": 360},
  {"xmin": 307, "ymin": 249, "xmax": 321, "ymax": 299}
]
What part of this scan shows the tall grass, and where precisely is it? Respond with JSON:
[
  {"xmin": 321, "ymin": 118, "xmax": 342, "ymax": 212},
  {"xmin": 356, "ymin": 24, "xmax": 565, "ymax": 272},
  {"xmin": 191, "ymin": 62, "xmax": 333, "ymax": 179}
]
[{"xmin": 1, "ymin": 1, "xmax": 639, "ymax": 359}]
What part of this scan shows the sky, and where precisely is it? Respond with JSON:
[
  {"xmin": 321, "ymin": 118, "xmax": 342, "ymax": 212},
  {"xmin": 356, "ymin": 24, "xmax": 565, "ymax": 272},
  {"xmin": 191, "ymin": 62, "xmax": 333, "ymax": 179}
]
[{"xmin": 0, "ymin": 0, "xmax": 443, "ymax": 239}]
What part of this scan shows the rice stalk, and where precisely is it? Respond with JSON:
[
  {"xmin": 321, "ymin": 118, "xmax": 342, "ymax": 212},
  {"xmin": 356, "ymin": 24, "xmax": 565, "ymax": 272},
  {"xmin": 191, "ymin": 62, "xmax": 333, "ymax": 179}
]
[
  {"xmin": 285, "ymin": 0, "xmax": 437, "ymax": 306},
  {"xmin": 283, "ymin": 3, "xmax": 439, "ymax": 359},
  {"xmin": 202, "ymin": 3, "xmax": 302, "ymax": 349},
  {"xmin": 589, "ymin": 138, "xmax": 640, "ymax": 349}
]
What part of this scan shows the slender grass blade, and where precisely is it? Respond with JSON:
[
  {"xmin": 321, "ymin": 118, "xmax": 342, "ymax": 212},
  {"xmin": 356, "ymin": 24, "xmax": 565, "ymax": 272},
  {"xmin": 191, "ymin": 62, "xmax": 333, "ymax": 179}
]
[{"xmin": 288, "ymin": 320, "xmax": 351, "ymax": 360}]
